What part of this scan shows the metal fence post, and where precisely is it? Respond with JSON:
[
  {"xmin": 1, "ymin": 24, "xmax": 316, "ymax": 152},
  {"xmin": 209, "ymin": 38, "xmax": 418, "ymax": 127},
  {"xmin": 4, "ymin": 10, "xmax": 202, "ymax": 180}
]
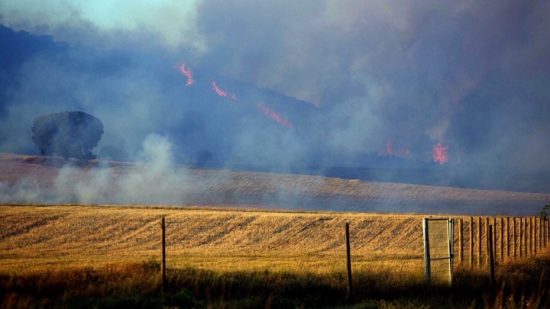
[
  {"xmin": 423, "ymin": 218, "xmax": 431, "ymax": 282},
  {"xmin": 161, "ymin": 217, "xmax": 166, "ymax": 292},
  {"xmin": 345, "ymin": 222, "xmax": 353, "ymax": 298}
]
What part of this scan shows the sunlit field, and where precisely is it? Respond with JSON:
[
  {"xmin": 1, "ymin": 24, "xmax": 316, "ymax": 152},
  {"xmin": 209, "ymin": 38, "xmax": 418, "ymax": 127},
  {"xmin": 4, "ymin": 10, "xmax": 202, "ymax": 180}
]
[
  {"xmin": 0, "ymin": 205, "xmax": 426, "ymax": 275},
  {"xmin": 2, "ymin": 205, "xmax": 550, "ymax": 308}
]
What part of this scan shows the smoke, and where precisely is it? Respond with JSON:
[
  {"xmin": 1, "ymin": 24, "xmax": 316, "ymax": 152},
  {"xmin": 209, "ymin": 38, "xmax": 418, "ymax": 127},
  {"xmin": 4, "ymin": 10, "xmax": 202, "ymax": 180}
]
[
  {"xmin": 0, "ymin": 134, "xmax": 193, "ymax": 204},
  {"xmin": 0, "ymin": 0, "xmax": 549, "ymax": 194}
]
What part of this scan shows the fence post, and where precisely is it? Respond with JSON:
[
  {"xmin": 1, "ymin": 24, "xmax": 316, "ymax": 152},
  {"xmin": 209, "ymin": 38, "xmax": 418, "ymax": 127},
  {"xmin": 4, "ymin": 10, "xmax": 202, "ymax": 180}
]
[
  {"xmin": 545, "ymin": 219, "xmax": 547, "ymax": 248},
  {"xmin": 545, "ymin": 219, "xmax": 547, "ymax": 247},
  {"xmin": 449, "ymin": 219, "xmax": 454, "ymax": 285},
  {"xmin": 545, "ymin": 219, "xmax": 548, "ymax": 248},
  {"xmin": 506, "ymin": 217, "xmax": 510, "ymax": 261},
  {"xmin": 423, "ymin": 218, "xmax": 431, "ymax": 282},
  {"xmin": 492, "ymin": 217, "xmax": 497, "ymax": 261},
  {"xmin": 500, "ymin": 217, "xmax": 504, "ymax": 262},
  {"xmin": 513, "ymin": 218, "xmax": 517, "ymax": 259},
  {"xmin": 539, "ymin": 217, "xmax": 542, "ymax": 252},
  {"xmin": 478, "ymin": 217, "xmax": 482, "ymax": 266},
  {"xmin": 459, "ymin": 218, "xmax": 463, "ymax": 265},
  {"xmin": 546, "ymin": 218, "xmax": 548, "ymax": 248},
  {"xmin": 485, "ymin": 217, "xmax": 490, "ymax": 265},
  {"xmin": 523, "ymin": 218, "xmax": 529, "ymax": 257},
  {"xmin": 345, "ymin": 222, "xmax": 353, "ymax": 298},
  {"xmin": 469, "ymin": 217, "xmax": 474, "ymax": 268},
  {"xmin": 531, "ymin": 217, "xmax": 534, "ymax": 256},
  {"xmin": 161, "ymin": 216, "xmax": 166, "ymax": 292},
  {"xmin": 488, "ymin": 225, "xmax": 495, "ymax": 285},
  {"xmin": 519, "ymin": 218, "xmax": 524, "ymax": 258},
  {"xmin": 531, "ymin": 217, "xmax": 537, "ymax": 255},
  {"xmin": 535, "ymin": 217, "xmax": 539, "ymax": 254},
  {"xmin": 544, "ymin": 218, "xmax": 550, "ymax": 246}
]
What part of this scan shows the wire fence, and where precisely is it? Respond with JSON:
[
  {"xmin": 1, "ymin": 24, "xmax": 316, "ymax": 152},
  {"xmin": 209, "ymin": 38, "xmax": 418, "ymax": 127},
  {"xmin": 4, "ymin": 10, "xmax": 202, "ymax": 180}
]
[{"xmin": 2, "ymin": 209, "xmax": 549, "ymax": 282}]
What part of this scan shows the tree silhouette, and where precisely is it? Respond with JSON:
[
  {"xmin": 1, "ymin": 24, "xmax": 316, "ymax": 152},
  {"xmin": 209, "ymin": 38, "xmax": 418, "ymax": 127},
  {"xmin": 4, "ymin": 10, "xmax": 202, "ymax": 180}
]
[{"xmin": 32, "ymin": 111, "xmax": 103, "ymax": 160}]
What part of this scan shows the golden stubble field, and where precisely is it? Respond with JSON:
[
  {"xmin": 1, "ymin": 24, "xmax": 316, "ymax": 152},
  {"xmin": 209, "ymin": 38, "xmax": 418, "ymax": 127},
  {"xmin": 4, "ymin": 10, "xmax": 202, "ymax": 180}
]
[
  {"xmin": 0, "ymin": 205, "xmax": 430, "ymax": 276},
  {"xmin": 1, "ymin": 154, "xmax": 548, "ymax": 279}
]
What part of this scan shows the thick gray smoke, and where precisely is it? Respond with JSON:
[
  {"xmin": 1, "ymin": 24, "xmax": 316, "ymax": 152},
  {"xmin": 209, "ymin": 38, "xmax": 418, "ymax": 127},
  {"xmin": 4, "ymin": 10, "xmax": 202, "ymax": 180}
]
[{"xmin": 0, "ymin": 0, "xmax": 549, "ymax": 196}]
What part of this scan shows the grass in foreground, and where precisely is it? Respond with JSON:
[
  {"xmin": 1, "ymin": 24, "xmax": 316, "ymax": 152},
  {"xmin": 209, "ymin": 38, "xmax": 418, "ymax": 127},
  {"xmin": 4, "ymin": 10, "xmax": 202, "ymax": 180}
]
[{"xmin": 2, "ymin": 257, "xmax": 550, "ymax": 308}]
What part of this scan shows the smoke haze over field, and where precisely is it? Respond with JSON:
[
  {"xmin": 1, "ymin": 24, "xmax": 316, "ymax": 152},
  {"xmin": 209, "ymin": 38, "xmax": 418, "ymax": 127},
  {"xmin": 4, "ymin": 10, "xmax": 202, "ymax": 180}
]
[{"xmin": 0, "ymin": 1, "xmax": 550, "ymax": 194}]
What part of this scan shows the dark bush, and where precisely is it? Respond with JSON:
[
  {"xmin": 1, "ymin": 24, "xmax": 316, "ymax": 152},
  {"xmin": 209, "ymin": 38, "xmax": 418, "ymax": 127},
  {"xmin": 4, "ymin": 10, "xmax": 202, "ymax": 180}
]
[{"xmin": 32, "ymin": 111, "xmax": 103, "ymax": 160}]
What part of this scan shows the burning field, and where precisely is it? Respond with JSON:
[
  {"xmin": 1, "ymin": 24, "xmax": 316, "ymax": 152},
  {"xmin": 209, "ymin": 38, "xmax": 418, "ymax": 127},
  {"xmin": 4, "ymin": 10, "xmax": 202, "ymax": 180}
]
[{"xmin": 1, "ymin": 153, "xmax": 549, "ymax": 215}]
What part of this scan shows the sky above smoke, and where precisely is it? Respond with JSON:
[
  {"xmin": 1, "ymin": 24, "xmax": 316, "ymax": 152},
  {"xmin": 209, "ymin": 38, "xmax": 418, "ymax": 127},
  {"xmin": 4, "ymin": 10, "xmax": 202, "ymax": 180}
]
[{"xmin": 1, "ymin": 0, "xmax": 550, "ymax": 181}]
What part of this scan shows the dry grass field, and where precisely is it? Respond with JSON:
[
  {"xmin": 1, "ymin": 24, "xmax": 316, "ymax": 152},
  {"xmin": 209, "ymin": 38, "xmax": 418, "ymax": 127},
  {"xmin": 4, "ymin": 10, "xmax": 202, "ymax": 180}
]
[
  {"xmin": 1, "ymin": 153, "xmax": 549, "ymax": 214},
  {"xmin": 2, "ymin": 154, "xmax": 550, "ymax": 307},
  {"xmin": 2, "ymin": 205, "xmax": 550, "ymax": 308},
  {"xmin": 0, "ymin": 205, "xmax": 428, "ymax": 276}
]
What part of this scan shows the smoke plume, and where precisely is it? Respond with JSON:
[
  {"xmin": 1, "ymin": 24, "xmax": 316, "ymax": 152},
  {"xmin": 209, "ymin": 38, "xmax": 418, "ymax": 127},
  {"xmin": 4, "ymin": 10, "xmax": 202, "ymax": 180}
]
[{"xmin": 0, "ymin": 0, "xmax": 549, "ymax": 196}]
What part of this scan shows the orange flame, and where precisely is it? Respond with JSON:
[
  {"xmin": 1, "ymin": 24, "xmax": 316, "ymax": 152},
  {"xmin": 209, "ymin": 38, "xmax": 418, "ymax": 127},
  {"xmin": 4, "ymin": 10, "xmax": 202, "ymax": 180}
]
[
  {"xmin": 176, "ymin": 63, "xmax": 194, "ymax": 86},
  {"xmin": 257, "ymin": 102, "xmax": 293, "ymax": 129},
  {"xmin": 433, "ymin": 142, "xmax": 448, "ymax": 165},
  {"xmin": 386, "ymin": 140, "xmax": 394, "ymax": 156},
  {"xmin": 383, "ymin": 140, "xmax": 410, "ymax": 157},
  {"xmin": 212, "ymin": 81, "xmax": 237, "ymax": 101}
]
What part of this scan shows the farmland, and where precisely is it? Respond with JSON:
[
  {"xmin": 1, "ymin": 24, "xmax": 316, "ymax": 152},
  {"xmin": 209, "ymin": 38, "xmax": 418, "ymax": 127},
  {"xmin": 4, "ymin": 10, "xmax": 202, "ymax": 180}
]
[
  {"xmin": 1, "ymin": 153, "xmax": 549, "ymax": 214},
  {"xmin": 2, "ymin": 205, "xmax": 550, "ymax": 308},
  {"xmin": 0, "ymin": 205, "xmax": 425, "ymax": 275},
  {"xmin": 2, "ymin": 155, "xmax": 550, "ymax": 307}
]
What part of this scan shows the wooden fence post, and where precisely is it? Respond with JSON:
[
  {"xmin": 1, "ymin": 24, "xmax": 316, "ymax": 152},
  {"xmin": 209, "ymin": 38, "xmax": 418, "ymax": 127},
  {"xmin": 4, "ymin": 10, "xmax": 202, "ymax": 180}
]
[
  {"xmin": 546, "ymin": 219, "xmax": 548, "ymax": 248},
  {"xmin": 523, "ymin": 218, "xmax": 529, "ymax": 257},
  {"xmin": 535, "ymin": 217, "xmax": 538, "ymax": 255},
  {"xmin": 544, "ymin": 219, "xmax": 547, "ymax": 248},
  {"xmin": 469, "ymin": 217, "xmax": 474, "ymax": 268},
  {"xmin": 488, "ymin": 225, "xmax": 495, "ymax": 285},
  {"xmin": 345, "ymin": 222, "xmax": 353, "ymax": 297},
  {"xmin": 533, "ymin": 217, "xmax": 540, "ymax": 255},
  {"xmin": 519, "ymin": 218, "xmax": 523, "ymax": 258},
  {"xmin": 539, "ymin": 217, "xmax": 543, "ymax": 252},
  {"xmin": 545, "ymin": 219, "xmax": 548, "ymax": 248},
  {"xmin": 492, "ymin": 217, "xmax": 497, "ymax": 261},
  {"xmin": 527, "ymin": 217, "xmax": 533, "ymax": 256},
  {"xmin": 500, "ymin": 217, "xmax": 504, "ymax": 261},
  {"xmin": 161, "ymin": 216, "xmax": 166, "ymax": 292},
  {"xmin": 449, "ymin": 219, "xmax": 454, "ymax": 285},
  {"xmin": 513, "ymin": 218, "xmax": 517, "ymax": 259},
  {"xmin": 545, "ymin": 219, "xmax": 547, "ymax": 247},
  {"xmin": 544, "ymin": 218, "xmax": 550, "ymax": 246},
  {"xmin": 423, "ymin": 219, "xmax": 431, "ymax": 282},
  {"xmin": 459, "ymin": 218, "xmax": 463, "ymax": 265},
  {"xmin": 478, "ymin": 217, "xmax": 482, "ymax": 266},
  {"xmin": 485, "ymin": 217, "xmax": 490, "ymax": 265},
  {"xmin": 506, "ymin": 217, "xmax": 510, "ymax": 260}
]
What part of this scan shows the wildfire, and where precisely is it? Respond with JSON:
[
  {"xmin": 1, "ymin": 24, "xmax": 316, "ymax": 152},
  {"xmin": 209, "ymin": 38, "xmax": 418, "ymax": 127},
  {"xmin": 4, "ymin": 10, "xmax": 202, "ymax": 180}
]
[
  {"xmin": 176, "ymin": 63, "xmax": 194, "ymax": 86},
  {"xmin": 257, "ymin": 102, "xmax": 293, "ymax": 129},
  {"xmin": 433, "ymin": 142, "xmax": 448, "ymax": 165},
  {"xmin": 212, "ymin": 81, "xmax": 237, "ymax": 101},
  {"xmin": 383, "ymin": 140, "xmax": 410, "ymax": 157},
  {"xmin": 386, "ymin": 140, "xmax": 394, "ymax": 156}
]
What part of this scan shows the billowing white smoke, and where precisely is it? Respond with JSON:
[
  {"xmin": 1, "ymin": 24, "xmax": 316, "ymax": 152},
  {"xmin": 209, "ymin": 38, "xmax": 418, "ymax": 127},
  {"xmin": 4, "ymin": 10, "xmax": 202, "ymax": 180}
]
[{"xmin": 0, "ymin": 134, "xmax": 192, "ymax": 204}]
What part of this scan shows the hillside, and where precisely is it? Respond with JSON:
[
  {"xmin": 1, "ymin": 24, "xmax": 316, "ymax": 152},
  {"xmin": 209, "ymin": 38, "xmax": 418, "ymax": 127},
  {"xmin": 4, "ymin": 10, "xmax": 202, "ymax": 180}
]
[{"xmin": 1, "ymin": 153, "xmax": 549, "ymax": 214}]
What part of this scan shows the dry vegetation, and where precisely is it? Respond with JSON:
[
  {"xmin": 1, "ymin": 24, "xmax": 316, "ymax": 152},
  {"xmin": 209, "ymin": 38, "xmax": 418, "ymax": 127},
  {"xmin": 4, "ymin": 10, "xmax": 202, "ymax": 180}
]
[
  {"xmin": 2, "ymin": 155, "xmax": 550, "ymax": 307},
  {"xmin": 2, "ymin": 205, "xmax": 550, "ymax": 308},
  {"xmin": 0, "ymin": 205, "xmax": 427, "ymax": 275},
  {"xmin": 1, "ymin": 153, "xmax": 549, "ymax": 214}
]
